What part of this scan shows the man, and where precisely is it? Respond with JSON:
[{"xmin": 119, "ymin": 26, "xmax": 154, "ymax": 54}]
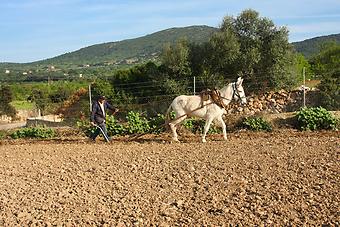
[{"xmin": 90, "ymin": 95, "xmax": 118, "ymax": 142}]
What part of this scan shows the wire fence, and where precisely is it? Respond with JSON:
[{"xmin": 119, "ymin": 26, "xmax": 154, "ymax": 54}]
[{"xmin": 6, "ymin": 73, "xmax": 316, "ymax": 124}]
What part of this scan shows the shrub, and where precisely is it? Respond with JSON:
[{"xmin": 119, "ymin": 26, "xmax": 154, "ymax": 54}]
[
  {"xmin": 296, "ymin": 107, "xmax": 338, "ymax": 131},
  {"xmin": 0, "ymin": 131, "xmax": 6, "ymax": 140},
  {"xmin": 10, "ymin": 127, "xmax": 55, "ymax": 139},
  {"xmin": 183, "ymin": 118, "xmax": 221, "ymax": 134},
  {"xmin": 242, "ymin": 117, "xmax": 272, "ymax": 131},
  {"xmin": 125, "ymin": 111, "xmax": 150, "ymax": 134},
  {"xmin": 76, "ymin": 120, "xmax": 97, "ymax": 137},
  {"xmin": 106, "ymin": 115, "xmax": 125, "ymax": 136},
  {"xmin": 148, "ymin": 114, "xmax": 166, "ymax": 134}
]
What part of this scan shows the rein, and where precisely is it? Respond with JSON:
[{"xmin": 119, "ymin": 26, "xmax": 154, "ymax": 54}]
[{"xmin": 217, "ymin": 83, "xmax": 243, "ymax": 107}]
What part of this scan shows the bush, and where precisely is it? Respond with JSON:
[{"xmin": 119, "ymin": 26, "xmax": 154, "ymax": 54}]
[
  {"xmin": 125, "ymin": 111, "xmax": 150, "ymax": 134},
  {"xmin": 78, "ymin": 111, "xmax": 226, "ymax": 137},
  {"xmin": 76, "ymin": 120, "xmax": 97, "ymax": 137},
  {"xmin": 10, "ymin": 127, "xmax": 55, "ymax": 139},
  {"xmin": 242, "ymin": 117, "xmax": 272, "ymax": 131},
  {"xmin": 148, "ymin": 114, "xmax": 166, "ymax": 134},
  {"xmin": 77, "ymin": 111, "xmax": 152, "ymax": 137},
  {"xmin": 106, "ymin": 115, "xmax": 125, "ymax": 136},
  {"xmin": 183, "ymin": 118, "xmax": 221, "ymax": 134},
  {"xmin": 0, "ymin": 131, "xmax": 6, "ymax": 140},
  {"xmin": 296, "ymin": 107, "xmax": 338, "ymax": 131}
]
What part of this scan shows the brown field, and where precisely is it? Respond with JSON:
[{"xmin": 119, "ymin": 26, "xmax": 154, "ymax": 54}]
[{"xmin": 0, "ymin": 130, "xmax": 339, "ymax": 226}]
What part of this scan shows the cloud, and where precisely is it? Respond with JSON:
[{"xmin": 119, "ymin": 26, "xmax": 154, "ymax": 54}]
[
  {"xmin": 288, "ymin": 22, "xmax": 340, "ymax": 34},
  {"xmin": 288, "ymin": 21, "xmax": 340, "ymax": 42},
  {"xmin": 3, "ymin": 0, "xmax": 64, "ymax": 9}
]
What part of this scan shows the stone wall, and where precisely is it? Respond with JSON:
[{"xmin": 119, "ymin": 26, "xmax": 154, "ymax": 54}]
[{"xmin": 226, "ymin": 90, "xmax": 322, "ymax": 115}]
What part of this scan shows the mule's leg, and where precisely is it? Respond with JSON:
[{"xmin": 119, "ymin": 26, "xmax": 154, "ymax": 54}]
[
  {"xmin": 169, "ymin": 113, "xmax": 187, "ymax": 142},
  {"xmin": 216, "ymin": 116, "xmax": 227, "ymax": 140},
  {"xmin": 202, "ymin": 118, "xmax": 213, "ymax": 143}
]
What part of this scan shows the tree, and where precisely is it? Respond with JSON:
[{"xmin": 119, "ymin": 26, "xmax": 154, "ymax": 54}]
[
  {"xmin": 296, "ymin": 53, "xmax": 312, "ymax": 81},
  {"xmin": 206, "ymin": 9, "xmax": 297, "ymax": 92},
  {"xmin": 310, "ymin": 42, "xmax": 340, "ymax": 78},
  {"xmin": 28, "ymin": 89, "xmax": 48, "ymax": 115},
  {"xmin": 0, "ymin": 85, "xmax": 16, "ymax": 118},
  {"xmin": 161, "ymin": 38, "xmax": 192, "ymax": 79},
  {"xmin": 311, "ymin": 42, "xmax": 340, "ymax": 110},
  {"xmin": 160, "ymin": 39, "xmax": 192, "ymax": 95}
]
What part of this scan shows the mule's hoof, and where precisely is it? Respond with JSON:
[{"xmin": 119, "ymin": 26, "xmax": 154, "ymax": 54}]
[
  {"xmin": 172, "ymin": 138, "xmax": 180, "ymax": 143},
  {"xmin": 223, "ymin": 137, "xmax": 228, "ymax": 141},
  {"xmin": 202, "ymin": 139, "xmax": 207, "ymax": 143}
]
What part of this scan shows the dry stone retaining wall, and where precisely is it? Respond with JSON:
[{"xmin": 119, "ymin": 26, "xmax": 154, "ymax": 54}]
[{"xmin": 227, "ymin": 90, "xmax": 321, "ymax": 115}]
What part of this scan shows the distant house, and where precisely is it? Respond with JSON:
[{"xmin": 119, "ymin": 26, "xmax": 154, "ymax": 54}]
[
  {"xmin": 125, "ymin": 58, "xmax": 138, "ymax": 64},
  {"xmin": 22, "ymin": 72, "xmax": 28, "ymax": 75},
  {"xmin": 48, "ymin": 65, "xmax": 56, "ymax": 71},
  {"xmin": 5, "ymin": 69, "xmax": 10, "ymax": 74}
]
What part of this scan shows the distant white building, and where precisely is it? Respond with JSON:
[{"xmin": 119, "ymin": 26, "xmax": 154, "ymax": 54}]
[
  {"xmin": 22, "ymin": 72, "xmax": 28, "ymax": 75},
  {"xmin": 5, "ymin": 69, "xmax": 10, "ymax": 74},
  {"xmin": 48, "ymin": 65, "xmax": 56, "ymax": 71}
]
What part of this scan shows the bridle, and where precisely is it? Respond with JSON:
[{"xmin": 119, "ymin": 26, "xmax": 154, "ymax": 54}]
[
  {"xmin": 219, "ymin": 82, "xmax": 244, "ymax": 103},
  {"xmin": 232, "ymin": 82, "xmax": 243, "ymax": 101}
]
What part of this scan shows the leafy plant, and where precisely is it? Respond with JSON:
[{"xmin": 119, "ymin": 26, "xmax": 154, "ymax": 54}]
[
  {"xmin": 0, "ymin": 131, "xmax": 6, "ymax": 140},
  {"xmin": 242, "ymin": 117, "xmax": 272, "ymax": 131},
  {"xmin": 76, "ymin": 120, "xmax": 97, "ymax": 137},
  {"xmin": 148, "ymin": 114, "xmax": 166, "ymax": 134},
  {"xmin": 106, "ymin": 115, "xmax": 125, "ymax": 136},
  {"xmin": 183, "ymin": 118, "xmax": 221, "ymax": 134},
  {"xmin": 296, "ymin": 107, "xmax": 338, "ymax": 131},
  {"xmin": 10, "ymin": 127, "xmax": 55, "ymax": 139},
  {"xmin": 125, "ymin": 111, "xmax": 150, "ymax": 134}
]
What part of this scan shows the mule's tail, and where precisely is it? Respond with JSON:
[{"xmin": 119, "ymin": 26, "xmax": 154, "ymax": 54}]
[{"xmin": 165, "ymin": 102, "xmax": 173, "ymax": 126}]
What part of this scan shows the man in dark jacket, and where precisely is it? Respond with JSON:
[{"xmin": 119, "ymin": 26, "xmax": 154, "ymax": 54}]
[{"xmin": 90, "ymin": 95, "xmax": 118, "ymax": 142}]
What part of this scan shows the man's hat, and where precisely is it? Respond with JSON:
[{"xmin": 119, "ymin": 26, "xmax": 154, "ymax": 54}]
[{"xmin": 97, "ymin": 95, "xmax": 106, "ymax": 100}]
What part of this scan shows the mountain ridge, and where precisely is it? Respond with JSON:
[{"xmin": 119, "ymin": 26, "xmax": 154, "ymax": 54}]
[
  {"xmin": 292, "ymin": 33, "xmax": 340, "ymax": 58},
  {"xmin": 1, "ymin": 26, "xmax": 339, "ymax": 68},
  {"xmin": 33, "ymin": 25, "xmax": 218, "ymax": 67}
]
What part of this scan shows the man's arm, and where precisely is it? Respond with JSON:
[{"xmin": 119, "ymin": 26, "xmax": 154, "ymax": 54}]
[{"xmin": 105, "ymin": 102, "xmax": 119, "ymax": 113}]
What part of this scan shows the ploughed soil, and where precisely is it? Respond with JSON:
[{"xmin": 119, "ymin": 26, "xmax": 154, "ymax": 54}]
[{"xmin": 0, "ymin": 130, "xmax": 339, "ymax": 226}]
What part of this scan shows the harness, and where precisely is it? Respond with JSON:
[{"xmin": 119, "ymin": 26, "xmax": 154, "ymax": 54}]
[{"xmin": 201, "ymin": 83, "xmax": 242, "ymax": 110}]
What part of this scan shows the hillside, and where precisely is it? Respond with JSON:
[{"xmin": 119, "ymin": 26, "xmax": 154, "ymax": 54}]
[
  {"xmin": 292, "ymin": 33, "xmax": 340, "ymax": 58},
  {"xmin": 1, "ymin": 26, "xmax": 338, "ymax": 72},
  {"xmin": 35, "ymin": 25, "xmax": 218, "ymax": 67}
]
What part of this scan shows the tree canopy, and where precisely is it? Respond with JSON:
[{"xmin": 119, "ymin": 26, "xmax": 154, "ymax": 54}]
[{"xmin": 207, "ymin": 9, "xmax": 297, "ymax": 92}]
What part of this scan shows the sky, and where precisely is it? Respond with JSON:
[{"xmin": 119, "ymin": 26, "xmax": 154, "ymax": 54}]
[{"xmin": 1, "ymin": 0, "xmax": 340, "ymax": 63}]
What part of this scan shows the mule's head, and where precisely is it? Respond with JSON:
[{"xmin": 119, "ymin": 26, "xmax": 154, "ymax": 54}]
[{"xmin": 233, "ymin": 77, "xmax": 247, "ymax": 104}]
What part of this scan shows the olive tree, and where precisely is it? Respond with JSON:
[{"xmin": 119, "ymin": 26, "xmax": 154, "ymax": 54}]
[
  {"xmin": 208, "ymin": 9, "xmax": 298, "ymax": 92},
  {"xmin": 0, "ymin": 85, "xmax": 16, "ymax": 118}
]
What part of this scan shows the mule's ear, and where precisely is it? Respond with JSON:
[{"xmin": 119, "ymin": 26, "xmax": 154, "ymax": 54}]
[{"xmin": 236, "ymin": 77, "xmax": 243, "ymax": 86}]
